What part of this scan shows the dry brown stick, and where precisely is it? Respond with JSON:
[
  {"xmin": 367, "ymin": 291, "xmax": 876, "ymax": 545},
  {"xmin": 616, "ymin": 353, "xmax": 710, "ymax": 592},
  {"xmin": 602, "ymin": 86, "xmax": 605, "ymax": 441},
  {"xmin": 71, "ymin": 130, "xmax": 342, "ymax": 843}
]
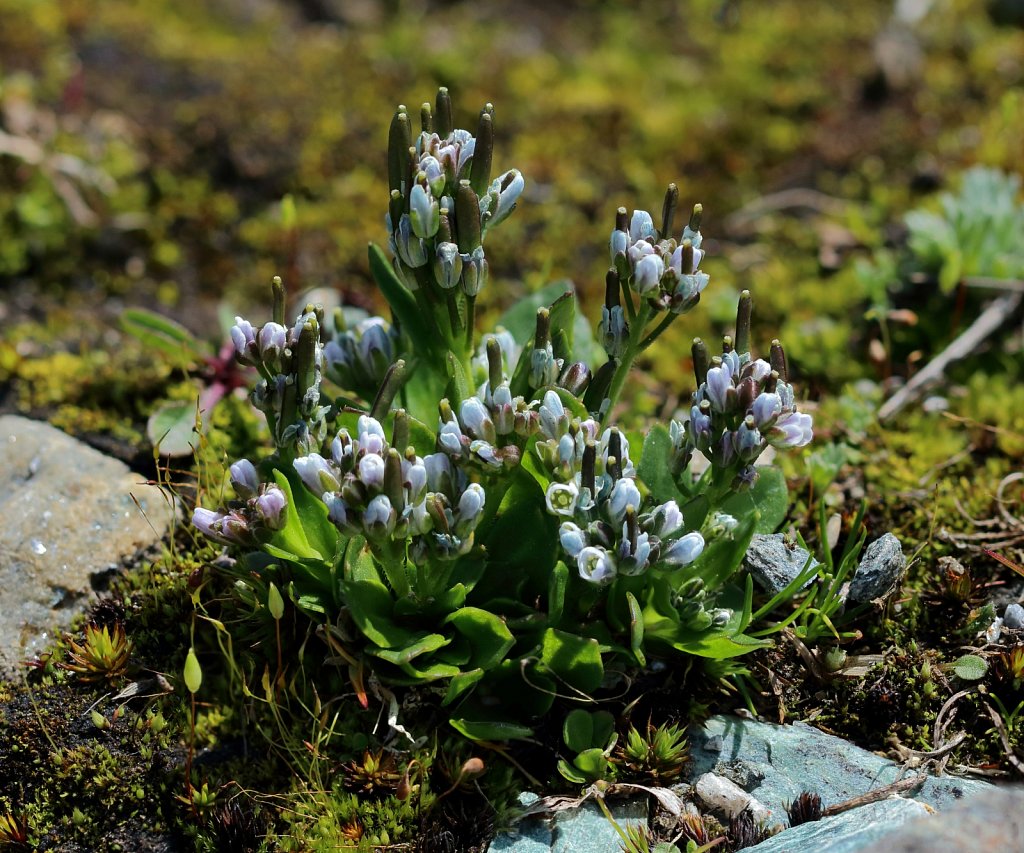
[
  {"xmin": 821, "ymin": 775, "xmax": 926, "ymax": 817},
  {"xmin": 984, "ymin": 702, "xmax": 1024, "ymax": 776},
  {"xmin": 878, "ymin": 292, "xmax": 1023, "ymax": 422}
]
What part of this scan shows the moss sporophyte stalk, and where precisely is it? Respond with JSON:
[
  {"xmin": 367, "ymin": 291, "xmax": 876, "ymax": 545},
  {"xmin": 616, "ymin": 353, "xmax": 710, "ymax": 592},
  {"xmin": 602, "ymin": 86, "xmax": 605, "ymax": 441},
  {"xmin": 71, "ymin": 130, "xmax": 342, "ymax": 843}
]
[{"xmin": 191, "ymin": 89, "xmax": 813, "ymax": 737}]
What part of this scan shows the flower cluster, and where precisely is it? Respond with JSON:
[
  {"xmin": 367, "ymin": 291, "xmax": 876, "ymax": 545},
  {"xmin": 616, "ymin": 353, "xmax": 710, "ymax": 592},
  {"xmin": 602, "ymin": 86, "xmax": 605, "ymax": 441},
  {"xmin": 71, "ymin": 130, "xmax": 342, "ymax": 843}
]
[
  {"xmin": 386, "ymin": 89, "xmax": 523, "ymax": 306},
  {"xmin": 230, "ymin": 290, "xmax": 329, "ymax": 455},
  {"xmin": 671, "ymin": 332, "xmax": 813, "ymax": 488},
  {"xmin": 323, "ymin": 312, "xmax": 401, "ymax": 402},
  {"xmin": 294, "ymin": 415, "xmax": 486, "ymax": 562},
  {"xmin": 610, "ymin": 202, "xmax": 709, "ymax": 313},
  {"xmin": 192, "ymin": 459, "xmax": 287, "ymax": 545},
  {"xmin": 534, "ymin": 391, "xmax": 705, "ymax": 584}
]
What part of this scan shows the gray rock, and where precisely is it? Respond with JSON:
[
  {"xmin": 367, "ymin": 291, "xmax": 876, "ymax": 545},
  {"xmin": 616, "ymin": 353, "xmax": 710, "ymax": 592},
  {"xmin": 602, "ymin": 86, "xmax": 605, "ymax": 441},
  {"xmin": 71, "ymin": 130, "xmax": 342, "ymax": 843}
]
[
  {"xmin": 1004, "ymin": 603, "xmax": 1024, "ymax": 629},
  {"xmin": 856, "ymin": 787, "xmax": 1024, "ymax": 853},
  {"xmin": 695, "ymin": 772, "xmax": 771, "ymax": 823},
  {"xmin": 0, "ymin": 416, "xmax": 174, "ymax": 671},
  {"xmin": 688, "ymin": 715, "xmax": 991, "ymax": 820},
  {"xmin": 849, "ymin": 533, "xmax": 906, "ymax": 603},
  {"xmin": 717, "ymin": 758, "xmax": 765, "ymax": 789},
  {"xmin": 491, "ymin": 793, "xmax": 646, "ymax": 853},
  {"xmin": 746, "ymin": 798, "xmax": 932, "ymax": 853},
  {"xmin": 744, "ymin": 534, "xmax": 820, "ymax": 593}
]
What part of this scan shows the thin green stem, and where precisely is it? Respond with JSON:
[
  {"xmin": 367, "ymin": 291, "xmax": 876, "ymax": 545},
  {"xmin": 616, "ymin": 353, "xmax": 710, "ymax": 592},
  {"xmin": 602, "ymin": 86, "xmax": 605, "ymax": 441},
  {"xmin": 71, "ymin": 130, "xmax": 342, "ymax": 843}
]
[
  {"xmin": 621, "ymin": 279, "xmax": 637, "ymax": 323},
  {"xmin": 637, "ymin": 311, "xmax": 676, "ymax": 351},
  {"xmin": 601, "ymin": 301, "xmax": 652, "ymax": 428},
  {"xmin": 464, "ymin": 294, "xmax": 476, "ymax": 354}
]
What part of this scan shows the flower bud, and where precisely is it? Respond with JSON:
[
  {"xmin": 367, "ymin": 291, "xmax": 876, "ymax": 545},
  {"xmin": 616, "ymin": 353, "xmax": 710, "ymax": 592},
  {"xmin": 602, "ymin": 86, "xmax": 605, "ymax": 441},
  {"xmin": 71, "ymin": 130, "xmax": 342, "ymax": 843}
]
[
  {"xmin": 633, "ymin": 254, "xmax": 665, "ymax": 295},
  {"xmin": 294, "ymin": 454, "xmax": 340, "ymax": 496},
  {"xmin": 258, "ymin": 322, "xmax": 288, "ymax": 368},
  {"xmin": 229, "ymin": 458, "xmax": 260, "ymax": 500},
  {"xmin": 460, "ymin": 396, "xmax": 496, "ymax": 444},
  {"xmin": 629, "ymin": 209, "xmax": 656, "ymax": 242},
  {"xmin": 363, "ymin": 495, "xmax": 396, "ymax": 539},
  {"xmin": 539, "ymin": 390, "xmax": 567, "ymax": 439},
  {"xmin": 766, "ymin": 411, "xmax": 813, "ymax": 449},
  {"xmin": 434, "ymin": 241, "xmax": 463, "ymax": 289},
  {"xmin": 482, "ymin": 169, "xmax": 524, "ymax": 231},
  {"xmin": 610, "ymin": 228, "xmax": 629, "ymax": 260},
  {"xmin": 410, "ymin": 183, "xmax": 440, "ymax": 239},
  {"xmin": 460, "ymin": 246, "xmax": 488, "ymax": 297},
  {"xmin": 230, "ymin": 317, "xmax": 257, "ymax": 363},
  {"xmin": 751, "ymin": 392, "xmax": 782, "ymax": 427},
  {"xmin": 607, "ymin": 477, "xmax": 641, "ymax": 525},
  {"xmin": 648, "ymin": 500, "xmax": 684, "ymax": 538},
  {"xmin": 357, "ymin": 453, "xmax": 386, "ymax": 489},
  {"xmin": 663, "ymin": 532, "xmax": 705, "ymax": 566},
  {"xmin": 455, "ymin": 483, "xmax": 486, "ymax": 537},
  {"xmin": 559, "ymin": 522, "xmax": 587, "ymax": 558},
  {"xmin": 254, "ymin": 486, "xmax": 287, "ymax": 530},
  {"xmin": 423, "ymin": 453, "xmax": 453, "ymax": 495}
]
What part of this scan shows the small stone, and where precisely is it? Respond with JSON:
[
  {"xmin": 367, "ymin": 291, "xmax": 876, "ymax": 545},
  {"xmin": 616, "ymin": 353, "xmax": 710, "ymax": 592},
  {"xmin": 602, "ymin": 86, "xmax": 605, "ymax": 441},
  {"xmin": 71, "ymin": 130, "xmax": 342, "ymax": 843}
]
[
  {"xmin": 695, "ymin": 773, "xmax": 772, "ymax": 824},
  {"xmin": 744, "ymin": 534, "xmax": 819, "ymax": 594},
  {"xmin": 849, "ymin": 533, "xmax": 906, "ymax": 603},
  {"xmin": 704, "ymin": 734, "xmax": 724, "ymax": 753},
  {"xmin": 1004, "ymin": 604, "xmax": 1024, "ymax": 629},
  {"xmin": 718, "ymin": 759, "xmax": 766, "ymax": 790}
]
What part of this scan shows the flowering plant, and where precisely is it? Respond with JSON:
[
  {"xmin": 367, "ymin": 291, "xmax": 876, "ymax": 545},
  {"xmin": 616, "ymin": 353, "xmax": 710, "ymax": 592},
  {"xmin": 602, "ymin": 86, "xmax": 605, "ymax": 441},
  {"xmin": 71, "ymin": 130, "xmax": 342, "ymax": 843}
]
[{"xmin": 192, "ymin": 89, "xmax": 813, "ymax": 739}]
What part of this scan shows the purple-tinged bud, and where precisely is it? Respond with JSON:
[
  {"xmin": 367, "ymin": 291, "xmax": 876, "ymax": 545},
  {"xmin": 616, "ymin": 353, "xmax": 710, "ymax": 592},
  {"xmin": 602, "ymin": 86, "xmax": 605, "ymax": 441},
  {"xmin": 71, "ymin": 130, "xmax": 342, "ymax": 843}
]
[
  {"xmin": 357, "ymin": 453, "xmax": 386, "ymax": 488},
  {"xmin": 357, "ymin": 416, "xmax": 387, "ymax": 455},
  {"xmin": 751, "ymin": 392, "xmax": 782, "ymax": 427},
  {"xmin": 460, "ymin": 396, "xmax": 496, "ymax": 443},
  {"xmin": 737, "ymin": 377, "xmax": 758, "ymax": 413},
  {"xmin": 324, "ymin": 493, "xmax": 348, "ymax": 529},
  {"xmin": 294, "ymin": 454, "xmax": 340, "ymax": 495},
  {"xmin": 663, "ymin": 532, "xmax": 705, "ymax": 566},
  {"xmin": 747, "ymin": 359, "xmax": 772, "ymax": 384},
  {"xmin": 577, "ymin": 546, "xmax": 616, "ymax": 584},
  {"xmin": 192, "ymin": 507, "xmax": 249, "ymax": 545},
  {"xmin": 229, "ymin": 458, "xmax": 260, "ymax": 500},
  {"xmin": 736, "ymin": 417, "xmax": 763, "ymax": 462},
  {"xmin": 258, "ymin": 322, "xmax": 288, "ymax": 366},
  {"xmin": 559, "ymin": 522, "xmax": 587, "ymax": 558},
  {"xmin": 704, "ymin": 365, "xmax": 733, "ymax": 413},
  {"xmin": 230, "ymin": 317, "xmax": 257, "ymax": 363},
  {"xmin": 254, "ymin": 486, "xmax": 287, "ymax": 529},
  {"xmin": 421, "ymin": 154, "xmax": 446, "ymax": 197},
  {"xmin": 629, "ymin": 210, "xmax": 656, "ymax": 242}
]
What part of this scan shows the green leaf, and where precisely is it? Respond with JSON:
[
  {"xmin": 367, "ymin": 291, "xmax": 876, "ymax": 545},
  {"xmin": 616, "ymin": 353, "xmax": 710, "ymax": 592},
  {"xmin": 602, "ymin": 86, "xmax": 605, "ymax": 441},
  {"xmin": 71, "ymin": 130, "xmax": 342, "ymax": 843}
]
[
  {"xmin": 449, "ymin": 718, "xmax": 534, "ymax": 742},
  {"xmin": 368, "ymin": 633, "xmax": 450, "ymax": 665},
  {"xmin": 557, "ymin": 758, "xmax": 589, "ymax": 784},
  {"xmin": 685, "ymin": 512, "xmax": 757, "ymax": 592},
  {"xmin": 719, "ymin": 468, "xmax": 790, "ymax": 534},
  {"xmin": 627, "ymin": 591, "xmax": 646, "ymax": 666},
  {"xmin": 541, "ymin": 628, "xmax": 604, "ymax": 694},
  {"xmin": 496, "ymin": 281, "xmax": 573, "ymax": 345},
  {"xmin": 368, "ymin": 242, "xmax": 436, "ymax": 357},
  {"xmin": 952, "ymin": 654, "xmax": 988, "ymax": 681},
  {"xmin": 120, "ymin": 308, "xmax": 202, "ymax": 364},
  {"xmin": 267, "ymin": 582, "xmax": 285, "ymax": 620},
  {"xmin": 342, "ymin": 578, "xmax": 418, "ymax": 649},
  {"xmin": 563, "ymin": 708, "xmax": 595, "ymax": 752},
  {"xmin": 442, "ymin": 669, "xmax": 485, "ymax": 706},
  {"xmin": 638, "ymin": 425, "xmax": 684, "ymax": 506},
  {"xmin": 445, "ymin": 607, "xmax": 515, "ymax": 670},
  {"xmin": 183, "ymin": 647, "xmax": 202, "ymax": 694},
  {"xmin": 271, "ymin": 468, "xmax": 338, "ymax": 565},
  {"xmin": 444, "ymin": 351, "xmax": 470, "ymax": 406},
  {"xmin": 147, "ymin": 401, "xmax": 198, "ymax": 457},
  {"xmin": 548, "ymin": 561, "xmax": 569, "ymax": 627}
]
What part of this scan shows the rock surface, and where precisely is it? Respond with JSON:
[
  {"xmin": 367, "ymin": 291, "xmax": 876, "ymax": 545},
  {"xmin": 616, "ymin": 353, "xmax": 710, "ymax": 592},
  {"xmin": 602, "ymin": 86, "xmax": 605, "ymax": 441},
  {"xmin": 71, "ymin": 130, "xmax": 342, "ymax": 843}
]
[
  {"xmin": 1004, "ymin": 603, "xmax": 1024, "ymax": 629},
  {"xmin": 849, "ymin": 533, "xmax": 906, "ymax": 602},
  {"xmin": 856, "ymin": 787, "xmax": 1024, "ymax": 853},
  {"xmin": 490, "ymin": 794, "xmax": 646, "ymax": 853},
  {"xmin": 0, "ymin": 416, "xmax": 174, "ymax": 671},
  {"xmin": 744, "ymin": 534, "xmax": 819, "ymax": 593}
]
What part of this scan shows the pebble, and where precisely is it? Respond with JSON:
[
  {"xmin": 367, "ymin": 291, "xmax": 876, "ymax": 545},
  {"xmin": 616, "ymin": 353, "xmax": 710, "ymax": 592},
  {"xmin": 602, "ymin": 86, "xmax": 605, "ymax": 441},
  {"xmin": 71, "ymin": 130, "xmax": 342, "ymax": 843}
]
[
  {"xmin": 1004, "ymin": 603, "xmax": 1024, "ymax": 629},
  {"xmin": 849, "ymin": 533, "xmax": 906, "ymax": 603},
  {"xmin": 744, "ymin": 534, "xmax": 820, "ymax": 594},
  {"xmin": 694, "ymin": 773, "xmax": 773, "ymax": 824}
]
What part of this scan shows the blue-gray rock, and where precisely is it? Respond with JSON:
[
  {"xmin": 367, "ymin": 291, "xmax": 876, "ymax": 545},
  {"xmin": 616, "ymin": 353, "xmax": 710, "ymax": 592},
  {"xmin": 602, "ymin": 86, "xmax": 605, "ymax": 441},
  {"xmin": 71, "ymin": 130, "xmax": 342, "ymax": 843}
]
[
  {"xmin": 746, "ymin": 798, "xmax": 931, "ymax": 853},
  {"xmin": 744, "ymin": 534, "xmax": 820, "ymax": 593},
  {"xmin": 0, "ymin": 416, "xmax": 174, "ymax": 672},
  {"xmin": 1004, "ymin": 603, "xmax": 1024, "ymax": 629},
  {"xmin": 849, "ymin": 533, "xmax": 906, "ymax": 603},
  {"xmin": 688, "ymin": 715, "xmax": 991, "ymax": 819},
  {"xmin": 491, "ymin": 793, "xmax": 646, "ymax": 853},
  {"xmin": 856, "ymin": 787, "xmax": 1024, "ymax": 852}
]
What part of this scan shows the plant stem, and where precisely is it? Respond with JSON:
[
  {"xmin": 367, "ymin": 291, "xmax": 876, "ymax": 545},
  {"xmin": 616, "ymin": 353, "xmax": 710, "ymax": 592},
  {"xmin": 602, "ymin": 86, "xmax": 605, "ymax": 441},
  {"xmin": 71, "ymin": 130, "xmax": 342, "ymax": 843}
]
[
  {"xmin": 637, "ymin": 311, "xmax": 675, "ymax": 351},
  {"xmin": 464, "ymin": 294, "xmax": 476, "ymax": 353},
  {"xmin": 601, "ymin": 301, "xmax": 652, "ymax": 428}
]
